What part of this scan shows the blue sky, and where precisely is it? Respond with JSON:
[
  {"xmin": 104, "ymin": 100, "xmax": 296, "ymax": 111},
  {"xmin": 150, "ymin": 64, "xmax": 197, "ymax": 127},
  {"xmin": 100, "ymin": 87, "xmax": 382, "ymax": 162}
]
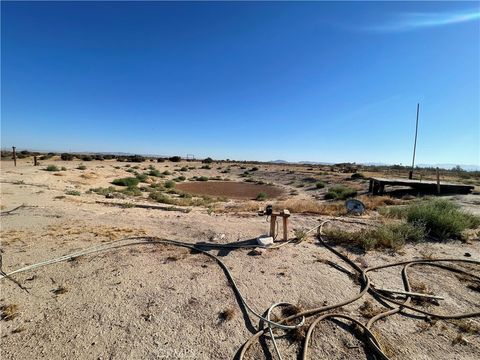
[{"xmin": 1, "ymin": 1, "xmax": 479, "ymax": 165}]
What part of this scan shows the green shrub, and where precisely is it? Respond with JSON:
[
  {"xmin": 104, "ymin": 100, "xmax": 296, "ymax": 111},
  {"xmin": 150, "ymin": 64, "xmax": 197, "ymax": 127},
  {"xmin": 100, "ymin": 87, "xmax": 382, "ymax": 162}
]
[
  {"xmin": 135, "ymin": 173, "xmax": 149, "ymax": 182},
  {"xmin": 164, "ymin": 180, "xmax": 176, "ymax": 188},
  {"xmin": 149, "ymin": 192, "xmax": 175, "ymax": 204},
  {"xmin": 251, "ymin": 167, "xmax": 259, "ymax": 171},
  {"xmin": 163, "ymin": 170, "xmax": 171, "ymax": 176},
  {"xmin": 197, "ymin": 176, "xmax": 209, "ymax": 181},
  {"xmin": 65, "ymin": 190, "xmax": 81, "ymax": 196},
  {"xmin": 256, "ymin": 192, "xmax": 267, "ymax": 201},
  {"xmin": 316, "ymin": 181, "xmax": 326, "ymax": 189},
  {"xmin": 89, "ymin": 186, "xmax": 117, "ymax": 196},
  {"xmin": 180, "ymin": 167, "xmax": 188, "ymax": 172},
  {"xmin": 120, "ymin": 186, "xmax": 142, "ymax": 196},
  {"xmin": 174, "ymin": 176, "xmax": 186, "ymax": 182},
  {"xmin": 202, "ymin": 157, "xmax": 213, "ymax": 164},
  {"xmin": 201, "ymin": 165, "xmax": 211, "ymax": 170},
  {"xmin": 60, "ymin": 167, "xmax": 67, "ymax": 171},
  {"xmin": 61, "ymin": 153, "xmax": 74, "ymax": 161},
  {"xmin": 324, "ymin": 222, "xmax": 426, "ymax": 251},
  {"xmin": 81, "ymin": 155, "xmax": 92, "ymax": 161},
  {"xmin": 45, "ymin": 165, "xmax": 59, "ymax": 172},
  {"xmin": 148, "ymin": 169, "xmax": 162, "ymax": 177},
  {"xmin": 77, "ymin": 164, "xmax": 87, "ymax": 170},
  {"xmin": 381, "ymin": 199, "xmax": 480, "ymax": 240},
  {"xmin": 351, "ymin": 172, "xmax": 366, "ymax": 180},
  {"xmin": 294, "ymin": 229, "xmax": 307, "ymax": 242},
  {"xmin": 325, "ymin": 186, "xmax": 357, "ymax": 200},
  {"xmin": 112, "ymin": 177, "xmax": 140, "ymax": 187},
  {"xmin": 169, "ymin": 156, "xmax": 182, "ymax": 162},
  {"xmin": 129, "ymin": 155, "xmax": 145, "ymax": 163}
]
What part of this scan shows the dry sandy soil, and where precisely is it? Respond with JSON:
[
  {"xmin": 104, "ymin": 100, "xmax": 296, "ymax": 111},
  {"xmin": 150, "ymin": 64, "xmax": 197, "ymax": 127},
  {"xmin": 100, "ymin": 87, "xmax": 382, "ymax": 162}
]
[{"xmin": 1, "ymin": 158, "xmax": 479, "ymax": 360}]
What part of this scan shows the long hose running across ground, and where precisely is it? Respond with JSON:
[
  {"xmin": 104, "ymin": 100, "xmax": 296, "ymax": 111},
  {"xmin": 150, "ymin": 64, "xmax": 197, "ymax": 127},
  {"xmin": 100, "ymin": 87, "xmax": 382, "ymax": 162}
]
[{"xmin": 1, "ymin": 220, "xmax": 479, "ymax": 359}]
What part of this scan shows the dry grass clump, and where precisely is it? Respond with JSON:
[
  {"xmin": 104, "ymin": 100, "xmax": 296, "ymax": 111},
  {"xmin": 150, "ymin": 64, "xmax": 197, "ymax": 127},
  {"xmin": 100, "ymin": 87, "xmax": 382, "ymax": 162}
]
[
  {"xmin": 216, "ymin": 198, "xmax": 346, "ymax": 215},
  {"xmin": 218, "ymin": 308, "xmax": 235, "ymax": 322},
  {"xmin": 452, "ymin": 334, "xmax": 469, "ymax": 346},
  {"xmin": 359, "ymin": 300, "xmax": 384, "ymax": 318},
  {"xmin": 416, "ymin": 319, "xmax": 436, "ymax": 333},
  {"xmin": 450, "ymin": 319, "xmax": 480, "ymax": 334},
  {"xmin": 358, "ymin": 195, "xmax": 404, "ymax": 210},
  {"xmin": 1, "ymin": 304, "xmax": 19, "ymax": 321},
  {"xmin": 294, "ymin": 229, "xmax": 307, "ymax": 242},
  {"xmin": 281, "ymin": 304, "xmax": 303, "ymax": 318},
  {"xmin": 44, "ymin": 224, "xmax": 147, "ymax": 240},
  {"xmin": 323, "ymin": 221, "xmax": 426, "ymax": 251},
  {"xmin": 280, "ymin": 304, "xmax": 307, "ymax": 343},
  {"xmin": 455, "ymin": 273, "xmax": 480, "ymax": 293},
  {"xmin": 80, "ymin": 172, "xmax": 97, "ymax": 180},
  {"xmin": 410, "ymin": 281, "xmax": 438, "ymax": 306},
  {"xmin": 276, "ymin": 199, "xmax": 346, "ymax": 215}
]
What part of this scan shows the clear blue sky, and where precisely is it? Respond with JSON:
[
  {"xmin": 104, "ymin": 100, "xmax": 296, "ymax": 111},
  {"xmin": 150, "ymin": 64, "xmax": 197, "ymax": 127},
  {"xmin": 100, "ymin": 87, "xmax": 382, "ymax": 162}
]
[{"xmin": 1, "ymin": 1, "xmax": 479, "ymax": 165}]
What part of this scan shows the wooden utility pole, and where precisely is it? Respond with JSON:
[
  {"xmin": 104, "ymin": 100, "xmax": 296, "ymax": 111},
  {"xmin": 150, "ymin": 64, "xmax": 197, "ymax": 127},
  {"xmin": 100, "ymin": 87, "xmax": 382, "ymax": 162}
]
[
  {"xmin": 409, "ymin": 103, "xmax": 420, "ymax": 179},
  {"xmin": 12, "ymin": 146, "xmax": 17, "ymax": 167}
]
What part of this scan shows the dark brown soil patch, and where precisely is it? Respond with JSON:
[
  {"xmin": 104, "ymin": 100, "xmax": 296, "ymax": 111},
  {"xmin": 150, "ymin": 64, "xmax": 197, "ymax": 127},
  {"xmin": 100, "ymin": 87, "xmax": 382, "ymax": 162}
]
[{"xmin": 176, "ymin": 181, "xmax": 284, "ymax": 200}]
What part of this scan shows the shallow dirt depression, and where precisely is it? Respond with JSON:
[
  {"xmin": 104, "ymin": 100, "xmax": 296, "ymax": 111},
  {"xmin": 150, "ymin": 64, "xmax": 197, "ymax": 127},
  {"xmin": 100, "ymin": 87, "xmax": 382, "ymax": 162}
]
[{"xmin": 176, "ymin": 181, "xmax": 284, "ymax": 200}]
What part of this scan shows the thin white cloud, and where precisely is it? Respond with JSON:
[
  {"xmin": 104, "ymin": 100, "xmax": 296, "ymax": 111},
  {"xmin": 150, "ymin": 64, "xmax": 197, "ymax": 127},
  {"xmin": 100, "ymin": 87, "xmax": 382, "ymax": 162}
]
[{"xmin": 368, "ymin": 8, "xmax": 480, "ymax": 32}]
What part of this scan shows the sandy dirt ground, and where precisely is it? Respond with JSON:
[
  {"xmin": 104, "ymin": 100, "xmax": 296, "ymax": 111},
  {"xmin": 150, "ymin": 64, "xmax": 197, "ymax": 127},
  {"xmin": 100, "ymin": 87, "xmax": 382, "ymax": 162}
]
[{"xmin": 1, "ymin": 158, "xmax": 479, "ymax": 360}]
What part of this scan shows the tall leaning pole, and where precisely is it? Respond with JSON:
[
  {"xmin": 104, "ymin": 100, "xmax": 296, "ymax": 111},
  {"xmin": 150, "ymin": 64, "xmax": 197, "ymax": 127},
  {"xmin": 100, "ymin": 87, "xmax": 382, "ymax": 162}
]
[{"xmin": 409, "ymin": 103, "xmax": 420, "ymax": 180}]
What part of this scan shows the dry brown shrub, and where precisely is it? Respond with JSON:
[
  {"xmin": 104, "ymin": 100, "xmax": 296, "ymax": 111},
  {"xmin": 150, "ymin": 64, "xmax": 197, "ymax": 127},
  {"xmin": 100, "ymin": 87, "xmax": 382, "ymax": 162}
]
[
  {"xmin": 359, "ymin": 300, "xmax": 384, "ymax": 318},
  {"xmin": 218, "ymin": 308, "xmax": 235, "ymax": 322},
  {"xmin": 80, "ymin": 172, "xmax": 98, "ymax": 180},
  {"xmin": 219, "ymin": 198, "xmax": 346, "ymax": 215},
  {"xmin": 1, "ymin": 304, "xmax": 19, "ymax": 321},
  {"xmin": 276, "ymin": 198, "xmax": 346, "ymax": 215},
  {"xmin": 357, "ymin": 195, "xmax": 404, "ymax": 210}
]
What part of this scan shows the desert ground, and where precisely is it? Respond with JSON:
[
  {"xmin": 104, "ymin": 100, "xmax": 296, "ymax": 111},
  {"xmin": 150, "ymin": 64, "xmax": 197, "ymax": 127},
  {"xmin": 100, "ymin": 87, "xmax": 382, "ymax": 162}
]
[{"xmin": 1, "ymin": 156, "xmax": 479, "ymax": 360}]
